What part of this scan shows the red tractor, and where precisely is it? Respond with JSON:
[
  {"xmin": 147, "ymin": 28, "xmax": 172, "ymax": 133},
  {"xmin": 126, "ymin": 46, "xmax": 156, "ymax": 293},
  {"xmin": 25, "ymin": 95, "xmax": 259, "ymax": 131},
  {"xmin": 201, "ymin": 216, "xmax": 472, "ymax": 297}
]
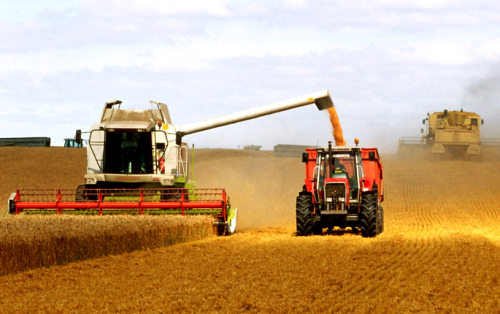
[{"xmin": 297, "ymin": 141, "xmax": 384, "ymax": 237}]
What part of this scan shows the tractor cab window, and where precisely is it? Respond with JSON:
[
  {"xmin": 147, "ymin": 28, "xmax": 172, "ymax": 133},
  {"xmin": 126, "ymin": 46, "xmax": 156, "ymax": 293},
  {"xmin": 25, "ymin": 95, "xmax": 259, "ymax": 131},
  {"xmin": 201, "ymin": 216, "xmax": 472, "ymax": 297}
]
[
  {"xmin": 317, "ymin": 153, "xmax": 359, "ymax": 200},
  {"xmin": 64, "ymin": 139, "xmax": 82, "ymax": 147}
]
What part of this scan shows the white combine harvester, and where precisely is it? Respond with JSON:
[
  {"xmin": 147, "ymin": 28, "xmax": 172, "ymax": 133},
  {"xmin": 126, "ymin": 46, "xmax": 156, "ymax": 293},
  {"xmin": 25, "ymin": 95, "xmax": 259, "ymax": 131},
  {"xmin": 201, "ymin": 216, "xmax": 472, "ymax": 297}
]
[{"xmin": 9, "ymin": 90, "xmax": 334, "ymax": 235}]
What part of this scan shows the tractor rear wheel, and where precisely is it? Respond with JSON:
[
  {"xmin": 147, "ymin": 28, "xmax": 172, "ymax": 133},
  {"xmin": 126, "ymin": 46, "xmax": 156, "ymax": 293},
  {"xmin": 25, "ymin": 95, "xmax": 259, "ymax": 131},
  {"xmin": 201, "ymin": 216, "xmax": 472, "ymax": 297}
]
[
  {"xmin": 296, "ymin": 194, "xmax": 313, "ymax": 236},
  {"xmin": 378, "ymin": 206, "xmax": 384, "ymax": 234},
  {"xmin": 360, "ymin": 186, "xmax": 380, "ymax": 238}
]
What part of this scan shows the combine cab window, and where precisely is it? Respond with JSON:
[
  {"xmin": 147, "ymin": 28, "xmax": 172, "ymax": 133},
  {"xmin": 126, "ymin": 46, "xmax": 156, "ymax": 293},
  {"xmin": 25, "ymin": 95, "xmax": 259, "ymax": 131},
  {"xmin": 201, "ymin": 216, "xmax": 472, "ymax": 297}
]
[{"xmin": 104, "ymin": 131, "xmax": 153, "ymax": 174}]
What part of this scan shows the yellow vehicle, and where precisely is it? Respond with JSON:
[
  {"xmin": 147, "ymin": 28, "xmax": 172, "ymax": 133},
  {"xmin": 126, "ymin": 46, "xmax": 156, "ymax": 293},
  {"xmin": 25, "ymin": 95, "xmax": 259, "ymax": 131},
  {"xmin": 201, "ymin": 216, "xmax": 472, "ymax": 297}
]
[{"xmin": 399, "ymin": 109, "xmax": 486, "ymax": 157}]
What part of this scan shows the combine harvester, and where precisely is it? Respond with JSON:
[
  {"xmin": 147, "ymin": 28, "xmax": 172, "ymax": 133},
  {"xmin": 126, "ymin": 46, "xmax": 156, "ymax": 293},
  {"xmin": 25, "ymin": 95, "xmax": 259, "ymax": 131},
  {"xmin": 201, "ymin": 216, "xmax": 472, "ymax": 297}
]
[
  {"xmin": 8, "ymin": 91, "xmax": 334, "ymax": 235},
  {"xmin": 398, "ymin": 109, "xmax": 500, "ymax": 159}
]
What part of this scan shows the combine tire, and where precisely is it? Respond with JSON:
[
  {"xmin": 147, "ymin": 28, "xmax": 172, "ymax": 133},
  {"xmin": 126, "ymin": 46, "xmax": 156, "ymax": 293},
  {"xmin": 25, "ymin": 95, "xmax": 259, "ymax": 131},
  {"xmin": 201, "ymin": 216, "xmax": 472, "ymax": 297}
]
[
  {"xmin": 360, "ymin": 186, "xmax": 380, "ymax": 238},
  {"xmin": 296, "ymin": 194, "xmax": 313, "ymax": 236},
  {"xmin": 217, "ymin": 217, "xmax": 229, "ymax": 236},
  {"xmin": 75, "ymin": 185, "xmax": 86, "ymax": 201}
]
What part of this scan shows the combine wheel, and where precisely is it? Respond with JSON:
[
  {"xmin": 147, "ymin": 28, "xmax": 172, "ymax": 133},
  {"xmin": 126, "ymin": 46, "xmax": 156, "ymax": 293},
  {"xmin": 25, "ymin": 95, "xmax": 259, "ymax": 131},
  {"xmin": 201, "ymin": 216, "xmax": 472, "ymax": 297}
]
[
  {"xmin": 360, "ymin": 186, "xmax": 380, "ymax": 238},
  {"xmin": 216, "ymin": 217, "xmax": 229, "ymax": 236},
  {"xmin": 296, "ymin": 194, "xmax": 313, "ymax": 236},
  {"xmin": 75, "ymin": 185, "xmax": 86, "ymax": 201}
]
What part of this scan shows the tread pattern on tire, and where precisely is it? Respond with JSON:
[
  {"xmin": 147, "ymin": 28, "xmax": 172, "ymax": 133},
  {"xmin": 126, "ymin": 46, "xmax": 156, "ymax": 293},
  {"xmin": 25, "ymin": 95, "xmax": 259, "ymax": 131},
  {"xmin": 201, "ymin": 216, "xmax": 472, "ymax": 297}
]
[
  {"xmin": 378, "ymin": 206, "xmax": 385, "ymax": 234},
  {"xmin": 296, "ymin": 195, "xmax": 313, "ymax": 236},
  {"xmin": 360, "ymin": 185, "xmax": 379, "ymax": 238}
]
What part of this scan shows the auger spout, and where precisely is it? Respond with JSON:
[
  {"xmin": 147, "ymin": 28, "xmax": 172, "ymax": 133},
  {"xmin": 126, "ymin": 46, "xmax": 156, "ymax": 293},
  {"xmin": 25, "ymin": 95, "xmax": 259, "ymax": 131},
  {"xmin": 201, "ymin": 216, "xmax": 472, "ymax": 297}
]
[{"xmin": 175, "ymin": 90, "xmax": 333, "ymax": 142}]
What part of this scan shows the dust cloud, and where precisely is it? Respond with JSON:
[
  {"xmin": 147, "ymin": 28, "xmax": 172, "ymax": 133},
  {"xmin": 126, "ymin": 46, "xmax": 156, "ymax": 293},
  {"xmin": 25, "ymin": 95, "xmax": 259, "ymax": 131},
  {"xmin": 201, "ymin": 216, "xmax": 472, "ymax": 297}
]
[{"xmin": 194, "ymin": 149, "xmax": 303, "ymax": 230}]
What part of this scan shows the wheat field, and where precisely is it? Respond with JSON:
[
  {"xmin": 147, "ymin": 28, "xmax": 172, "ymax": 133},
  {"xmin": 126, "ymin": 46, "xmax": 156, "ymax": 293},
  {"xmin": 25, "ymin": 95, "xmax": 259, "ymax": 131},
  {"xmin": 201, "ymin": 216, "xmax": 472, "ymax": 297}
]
[{"xmin": 1, "ymin": 148, "xmax": 500, "ymax": 313}]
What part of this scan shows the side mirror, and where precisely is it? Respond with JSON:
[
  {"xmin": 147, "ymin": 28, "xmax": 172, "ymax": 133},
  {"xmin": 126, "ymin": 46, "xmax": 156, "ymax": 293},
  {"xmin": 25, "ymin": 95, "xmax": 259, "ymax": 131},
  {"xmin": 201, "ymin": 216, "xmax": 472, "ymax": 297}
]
[
  {"xmin": 481, "ymin": 119, "xmax": 484, "ymax": 125},
  {"xmin": 302, "ymin": 152, "xmax": 308, "ymax": 163},
  {"xmin": 368, "ymin": 151, "xmax": 376, "ymax": 161},
  {"xmin": 421, "ymin": 128, "xmax": 424, "ymax": 134},
  {"xmin": 422, "ymin": 119, "xmax": 425, "ymax": 125},
  {"xmin": 75, "ymin": 129, "xmax": 82, "ymax": 145}
]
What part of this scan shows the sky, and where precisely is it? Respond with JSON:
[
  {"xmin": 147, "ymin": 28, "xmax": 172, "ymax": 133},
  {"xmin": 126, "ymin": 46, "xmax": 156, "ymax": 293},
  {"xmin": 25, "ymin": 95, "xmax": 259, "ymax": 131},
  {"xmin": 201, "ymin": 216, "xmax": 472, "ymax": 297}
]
[{"xmin": 1, "ymin": 0, "xmax": 500, "ymax": 152}]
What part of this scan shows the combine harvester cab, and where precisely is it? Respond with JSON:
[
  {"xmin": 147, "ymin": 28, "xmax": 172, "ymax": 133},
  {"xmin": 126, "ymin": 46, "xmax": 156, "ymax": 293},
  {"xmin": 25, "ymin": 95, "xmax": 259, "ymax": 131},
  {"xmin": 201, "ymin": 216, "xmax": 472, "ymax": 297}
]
[
  {"xmin": 9, "ymin": 91, "xmax": 334, "ymax": 235},
  {"xmin": 398, "ymin": 109, "xmax": 500, "ymax": 159},
  {"xmin": 297, "ymin": 140, "xmax": 384, "ymax": 237}
]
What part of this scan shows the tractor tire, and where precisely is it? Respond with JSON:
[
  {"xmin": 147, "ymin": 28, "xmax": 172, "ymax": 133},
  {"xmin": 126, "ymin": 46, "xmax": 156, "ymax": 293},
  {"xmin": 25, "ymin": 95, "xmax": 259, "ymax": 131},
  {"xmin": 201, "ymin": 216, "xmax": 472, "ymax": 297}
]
[
  {"xmin": 360, "ymin": 186, "xmax": 380, "ymax": 238},
  {"xmin": 296, "ymin": 194, "xmax": 313, "ymax": 236},
  {"xmin": 378, "ymin": 206, "xmax": 385, "ymax": 234}
]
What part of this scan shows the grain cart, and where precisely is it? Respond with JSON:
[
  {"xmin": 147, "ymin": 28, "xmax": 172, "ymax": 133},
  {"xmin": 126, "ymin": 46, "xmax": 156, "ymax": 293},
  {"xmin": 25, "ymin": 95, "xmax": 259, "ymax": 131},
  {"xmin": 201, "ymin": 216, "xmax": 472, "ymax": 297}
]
[
  {"xmin": 297, "ymin": 141, "xmax": 384, "ymax": 237},
  {"xmin": 9, "ymin": 90, "xmax": 334, "ymax": 235}
]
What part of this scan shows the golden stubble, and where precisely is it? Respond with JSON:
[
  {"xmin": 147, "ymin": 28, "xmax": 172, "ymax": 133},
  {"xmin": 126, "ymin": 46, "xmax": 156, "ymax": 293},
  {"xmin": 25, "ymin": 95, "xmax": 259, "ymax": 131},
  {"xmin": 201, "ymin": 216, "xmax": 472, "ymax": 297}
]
[{"xmin": 1, "ymin": 149, "xmax": 500, "ymax": 313}]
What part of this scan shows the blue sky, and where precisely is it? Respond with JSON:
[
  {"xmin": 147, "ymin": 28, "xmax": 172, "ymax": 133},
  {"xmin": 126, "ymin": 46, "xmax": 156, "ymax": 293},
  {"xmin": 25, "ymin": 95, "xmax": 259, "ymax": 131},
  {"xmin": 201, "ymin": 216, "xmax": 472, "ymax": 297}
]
[{"xmin": 1, "ymin": 0, "xmax": 500, "ymax": 152}]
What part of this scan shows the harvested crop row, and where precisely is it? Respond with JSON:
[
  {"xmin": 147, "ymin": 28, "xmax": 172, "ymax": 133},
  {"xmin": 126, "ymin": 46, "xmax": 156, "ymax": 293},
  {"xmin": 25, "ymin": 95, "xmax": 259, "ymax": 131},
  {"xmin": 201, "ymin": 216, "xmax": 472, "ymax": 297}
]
[{"xmin": 0, "ymin": 215, "xmax": 216, "ymax": 276}]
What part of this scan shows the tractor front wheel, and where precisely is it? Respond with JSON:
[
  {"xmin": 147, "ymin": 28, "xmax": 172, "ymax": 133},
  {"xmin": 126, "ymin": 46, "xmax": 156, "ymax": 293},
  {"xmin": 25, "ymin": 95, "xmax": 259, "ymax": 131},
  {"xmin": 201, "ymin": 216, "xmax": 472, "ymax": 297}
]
[{"xmin": 296, "ymin": 194, "xmax": 313, "ymax": 236}]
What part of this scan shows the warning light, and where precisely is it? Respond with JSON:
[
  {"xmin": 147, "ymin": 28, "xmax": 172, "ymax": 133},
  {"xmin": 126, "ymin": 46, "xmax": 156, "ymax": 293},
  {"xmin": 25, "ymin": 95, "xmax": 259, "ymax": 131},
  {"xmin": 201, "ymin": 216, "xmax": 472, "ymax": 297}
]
[{"xmin": 354, "ymin": 138, "xmax": 359, "ymax": 147}]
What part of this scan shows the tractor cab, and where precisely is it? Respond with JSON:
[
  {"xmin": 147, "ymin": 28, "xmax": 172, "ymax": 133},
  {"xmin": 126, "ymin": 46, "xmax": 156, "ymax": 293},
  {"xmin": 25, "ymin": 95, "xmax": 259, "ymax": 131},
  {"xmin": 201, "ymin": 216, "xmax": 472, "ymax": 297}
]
[
  {"xmin": 315, "ymin": 147, "xmax": 363, "ymax": 203},
  {"xmin": 64, "ymin": 138, "xmax": 84, "ymax": 148}
]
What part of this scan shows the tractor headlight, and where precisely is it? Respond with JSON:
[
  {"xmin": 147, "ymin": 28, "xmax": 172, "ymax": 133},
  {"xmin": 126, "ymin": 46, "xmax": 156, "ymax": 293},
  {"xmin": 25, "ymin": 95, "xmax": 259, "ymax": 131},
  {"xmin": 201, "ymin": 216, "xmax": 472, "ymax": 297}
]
[{"xmin": 85, "ymin": 178, "xmax": 96, "ymax": 184}]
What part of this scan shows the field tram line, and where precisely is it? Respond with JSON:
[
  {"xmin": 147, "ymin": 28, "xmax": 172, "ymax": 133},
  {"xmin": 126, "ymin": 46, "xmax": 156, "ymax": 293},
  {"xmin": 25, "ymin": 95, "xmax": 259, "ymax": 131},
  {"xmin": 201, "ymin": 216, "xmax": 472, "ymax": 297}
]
[
  {"xmin": 399, "ymin": 176, "xmax": 436, "ymax": 235},
  {"xmin": 328, "ymin": 233, "xmax": 441, "ymax": 311},
  {"xmin": 329, "ymin": 212, "xmax": 444, "ymax": 307},
  {"xmin": 338, "ymin": 237, "xmax": 442, "ymax": 310},
  {"xmin": 459, "ymin": 188, "xmax": 500, "ymax": 226}
]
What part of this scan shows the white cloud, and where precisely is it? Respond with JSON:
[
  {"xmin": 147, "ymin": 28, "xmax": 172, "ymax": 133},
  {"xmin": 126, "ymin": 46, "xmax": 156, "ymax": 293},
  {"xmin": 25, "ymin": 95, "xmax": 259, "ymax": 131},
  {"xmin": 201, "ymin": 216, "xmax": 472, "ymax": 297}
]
[
  {"xmin": 475, "ymin": 37, "xmax": 500, "ymax": 60},
  {"xmin": 373, "ymin": 0, "xmax": 453, "ymax": 9},
  {"xmin": 393, "ymin": 42, "xmax": 472, "ymax": 65},
  {"xmin": 82, "ymin": 0, "xmax": 232, "ymax": 17},
  {"xmin": 281, "ymin": 0, "xmax": 307, "ymax": 9}
]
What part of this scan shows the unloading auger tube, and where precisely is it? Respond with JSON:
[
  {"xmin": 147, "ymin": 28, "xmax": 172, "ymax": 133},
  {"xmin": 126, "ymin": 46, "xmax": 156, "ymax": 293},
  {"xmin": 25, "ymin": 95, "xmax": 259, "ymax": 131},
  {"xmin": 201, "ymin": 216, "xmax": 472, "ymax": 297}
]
[{"xmin": 174, "ymin": 90, "xmax": 334, "ymax": 144}]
